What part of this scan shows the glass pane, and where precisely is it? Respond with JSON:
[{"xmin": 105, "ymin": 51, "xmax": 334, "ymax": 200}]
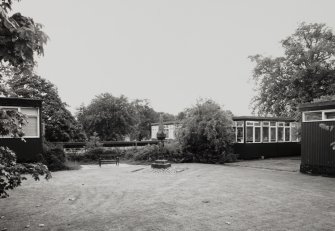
[
  {"xmin": 21, "ymin": 108, "xmax": 38, "ymax": 116},
  {"xmin": 262, "ymin": 121, "xmax": 269, "ymax": 126},
  {"xmin": 22, "ymin": 117, "xmax": 38, "ymax": 137},
  {"xmin": 277, "ymin": 127, "xmax": 284, "ymax": 142},
  {"xmin": 270, "ymin": 127, "xmax": 276, "ymax": 142},
  {"xmin": 325, "ymin": 111, "xmax": 335, "ymax": 120},
  {"xmin": 255, "ymin": 127, "xmax": 261, "ymax": 142},
  {"xmin": 285, "ymin": 122, "xmax": 290, "ymax": 126},
  {"xmin": 278, "ymin": 122, "xmax": 284, "ymax": 127},
  {"xmin": 304, "ymin": 111, "xmax": 322, "ymax": 121},
  {"xmin": 254, "ymin": 122, "xmax": 261, "ymax": 126},
  {"xmin": 1, "ymin": 107, "xmax": 18, "ymax": 111},
  {"xmin": 246, "ymin": 127, "xmax": 253, "ymax": 142},
  {"xmin": 270, "ymin": 121, "xmax": 276, "ymax": 126},
  {"xmin": 236, "ymin": 121, "xmax": 243, "ymax": 127},
  {"xmin": 291, "ymin": 123, "xmax": 298, "ymax": 142},
  {"xmin": 262, "ymin": 127, "xmax": 269, "ymax": 142},
  {"xmin": 285, "ymin": 127, "xmax": 290, "ymax": 141},
  {"xmin": 237, "ymin": 127, "xmax": 244, "ymax": 143},
  {"xmin": 246, "ymin": 121, "xmax": 253, "ymax": 126}
]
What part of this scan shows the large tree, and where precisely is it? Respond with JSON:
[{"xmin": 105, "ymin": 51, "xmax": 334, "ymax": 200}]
[
  {"xmin": 0, "ymin": 0, "xmax": 50, "ymax": 198},
  {"xmin": 2, "ymin": 72, "xmax": 86, "ymax": 142},
  {"xmin": 77, "ymin": 93, "xmax": 137, "ymax": 141},
  {"xmin": 250, "ymin": 23, "xmax": 335, "ymax": 118},
  {"xmin": 130, "ymin": 99, "xmax": 158, "ymax": 141}
]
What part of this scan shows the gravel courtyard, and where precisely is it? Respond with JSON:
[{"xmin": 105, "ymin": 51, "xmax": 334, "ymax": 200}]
[{"xmin": 1, "ymin": 158, "xmax": 335, "ymax": 231}]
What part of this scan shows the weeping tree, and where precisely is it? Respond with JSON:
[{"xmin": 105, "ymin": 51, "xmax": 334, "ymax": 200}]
[{"xmin": 177, "ymin": 99, "xmax": 235, "ymax": 163}]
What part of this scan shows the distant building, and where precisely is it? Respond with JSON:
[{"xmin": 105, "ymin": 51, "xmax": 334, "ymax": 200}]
[
  {"xmin": 0, "ymin": 97, "xmax": 43, "ymax": 162},
  {"xmin": 151, "ymin": 121, "xmax": 180, "ymax": 140}
]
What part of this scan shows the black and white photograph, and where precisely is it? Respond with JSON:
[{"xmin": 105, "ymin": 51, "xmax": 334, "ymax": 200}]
[{"xmin": 1, "ymin": 0, "xmax": 335, "ymax": 230}]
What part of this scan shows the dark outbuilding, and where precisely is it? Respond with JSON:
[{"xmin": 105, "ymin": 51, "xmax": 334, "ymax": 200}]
[
  {"xmin": 0, "ymin": 97, "xmax": 43, "ymax": 162},
  {"xmin": 299, "ymin": 100, "xmax": 335, "ymax": 175},
  {"xmin": 233, "ymin": 116, "xmax": 301, "ymax": 159}
]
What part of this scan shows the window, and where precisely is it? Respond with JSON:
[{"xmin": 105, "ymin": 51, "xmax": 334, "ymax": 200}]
[
  {"xmin": 246, "ymin": 121, "xmax": 261, "ymax": 143},
  {"xmin": 270, "ymin": 122, "xmax": 277, "ymax": 142},
  {"xmin": 246, "ymin": 126, "xmax": 253, "ymax": 143},
  {"xmin": 234, "ymin": 121, "xmax": 244, "ymax": 143},
  {"xmin": 277, "ymin": 122, "xmax": 284, "ymax": 142},
  {"xmin": 324, "ymin": 111, "xmax": 335, "ymax": 120},
  {"xmin": 284, "ymin": 122, "xmax": 290, "ymax": 142},
  {"xmin": 262, "ymin": 122, "xmax": 269, "ymax": 142},
  {"xmin": 0, "ymin": 107, "xmax": 39, "ymax": 138},
  {"xmin": 290, "ymin": 122, "xmax": 299, "ymax": 142},
  {"xmin": 21, "ymin": 108, "xmax": 39, "ymax": 137},
  {"xmin": 303, "ymin": 111, "xmax": 322, "ymax": 122}
]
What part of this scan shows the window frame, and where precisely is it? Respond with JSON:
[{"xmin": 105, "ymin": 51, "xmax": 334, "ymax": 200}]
[
  {"xmin": 0, "ymin": 106, "xmax": 40, "ymax": 138},
  {"xmin": 302, "ymin": 109, "xmax": 335, "ymax": 122}
]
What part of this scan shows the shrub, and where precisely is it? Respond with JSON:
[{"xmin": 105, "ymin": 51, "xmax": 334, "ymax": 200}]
[
  {"xmin": 177, "ymin": 99, "xmax": 235, "ymax": 164},
  {"xmin": 42, "ymin": 146, "xmax": 67, "ymax": 171},
  {"xmin": 0, "ymin": 147, "xmax": 51, "ymax": 198},
  {"xmin": 123, "ymin": 142, "xmax": 187, "ymax": 163}
]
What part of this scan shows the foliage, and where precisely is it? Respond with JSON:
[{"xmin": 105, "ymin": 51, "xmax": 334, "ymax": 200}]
[
  {"xmin": 41, "ymin": 142, "xmax": 67, "ymax": 171},
  {"xmin": 0, "ymin": 0, "xmax": 52, "ymax": 197},
  {"xmin": 250, "ymin": 23, "xmax": 335, "ymax": 118},
  {"xmin": 0, "ymin": 1, "xmax": 48, "ymax": 67},
  {"xmin": 312, "ymin": 95, "xmax": 335, "ymax": 103},
  {"xmin": 66, "ymin": 147, "xmax": 125, "ymax": 162},
  {"xmin": 77, "ymin": 93, "xmax": 137, "ymax": 141},
  {"xmin": 123, "ymin": 142, "xmax": 184, "ymax": 162},
  {"xmin": 130, "ymin": 99, "xmax": 158, "ymax": 141},
  {"xmin": 0, "ymin": 108, "xmax": 25, "ymax": 137},
  {"xmin": 0, "ymin": 146, "xmax": 51, "ymax": 198},
  {"xmin": 0, "ymin": 71, "xmax": 87, "ymax": 142},
  {"xmin": 176, "ymin": 99, "xmax": 235, "ymax": 163}
]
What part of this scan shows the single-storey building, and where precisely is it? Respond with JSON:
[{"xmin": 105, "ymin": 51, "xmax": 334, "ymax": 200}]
[
  {"xmin": 0, "ymin": 97, "xmax": 43, "ymax": 162},
  {"xmin": 232, "ymin": 116, "xmax": 301, "ymax": 159},
  {"xmin": 299, "ymin": 100, "xmax": 335, "ymax": 175}
]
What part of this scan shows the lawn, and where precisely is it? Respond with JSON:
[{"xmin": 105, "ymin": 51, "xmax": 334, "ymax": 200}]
[{"xmin": 1, "ymin": 158, "xmax": 335, "ymax": 231}]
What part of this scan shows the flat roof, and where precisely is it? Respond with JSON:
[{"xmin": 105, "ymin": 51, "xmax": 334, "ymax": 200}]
[
  {"xmin": 151, "ymin": 121, "xmax": 179, "ymax": 126},
  {"xmin": 0, "ymin": 97, "xmax": 42, "ymax": 107},
  {"xmin": 299, "ymin": 100, "xmax": 335, "ymax": 111},
  {"xmin": 233, "ymin": 116, "xmax": 295, "ymax": 122}
]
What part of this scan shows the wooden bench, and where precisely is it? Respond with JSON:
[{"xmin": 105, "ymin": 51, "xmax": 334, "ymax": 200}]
[{"xmin": 98, "ymin": 153, "xmax": 120, "ymax": 167}]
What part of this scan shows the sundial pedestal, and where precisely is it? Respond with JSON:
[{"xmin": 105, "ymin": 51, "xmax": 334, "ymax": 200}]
[{"xmin": 151, "ymin": 159, "xmax": 171, "ymax": 169}]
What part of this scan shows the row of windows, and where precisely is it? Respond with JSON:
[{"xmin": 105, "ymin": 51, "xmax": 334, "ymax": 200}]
[
  {"xmin": 303, "ymin": 110, "xmax": 335, "ymax": 122},
  {"xmin": 233, "ymin": 121, "xmax": 300, "ymax": 143},
  {"xmin": 0, "ymin": 107, "xmax": 39, "ymax": 138}
]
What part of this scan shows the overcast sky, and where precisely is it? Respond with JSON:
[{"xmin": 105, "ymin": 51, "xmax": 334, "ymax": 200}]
[{"xmin": 12, "ymin": 0, "xmax": 335, "ymax": 116}]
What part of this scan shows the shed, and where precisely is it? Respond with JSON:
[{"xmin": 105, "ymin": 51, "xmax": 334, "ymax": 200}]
[
  {"xmin": 233, "ymin": 116, "xmax": 301, "ymax": 159},
  {"xmin": 299, "ymin": 100, "xmax": 335, "ymax": 175},
  {"xmin": 0, "ymin": 97, "xmax": 43, "ymax": 162}
]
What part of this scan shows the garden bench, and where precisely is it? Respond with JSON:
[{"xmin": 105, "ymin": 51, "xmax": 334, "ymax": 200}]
[{"xmin": 98, "ymin": 153, "xmax": 120, "ymax": 167}]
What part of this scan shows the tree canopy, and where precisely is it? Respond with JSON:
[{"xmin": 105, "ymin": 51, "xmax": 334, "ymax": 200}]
[
  {"xmin": 77, "ymin": 93, "xmax": 137, "ymax": 141},
  {"xmin": 0, "ymin": 0, "xmax": 51, "ymax": 198},
  {"xmin": 250, "ymin": 22, "xmax": 335, "ymax": 118}
]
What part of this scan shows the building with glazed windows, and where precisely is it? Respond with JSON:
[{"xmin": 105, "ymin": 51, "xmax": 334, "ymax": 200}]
[
  {"xmin": 299, "ymin": 100, "xmax": 335, "ymax": 175},
  {"xmin": 151, "ymin": 121, "xmax": 180, "ymax": 140},
  {"xmin": 232, "ymin": 116, "xmax": 301, "ymax": 159},
  {"xmin": 0, "ymin": 97, "xmax": 43, "ymax": 162}
]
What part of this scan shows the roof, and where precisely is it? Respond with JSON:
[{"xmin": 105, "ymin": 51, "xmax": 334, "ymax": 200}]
[
  {"xmin": 299, "ymin": 100, "xmax": 335, "ymax": 112},
  {"xmin": 151, "ymin": 120, "xmax": 180, "ymax": 126},
  {"xmin": 0, "ymin": 97, "xmax": 42, "ymax": 107},
  {"xmin": 233, "ymin": 116, "xmax": 295, "ymax": 122}
]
